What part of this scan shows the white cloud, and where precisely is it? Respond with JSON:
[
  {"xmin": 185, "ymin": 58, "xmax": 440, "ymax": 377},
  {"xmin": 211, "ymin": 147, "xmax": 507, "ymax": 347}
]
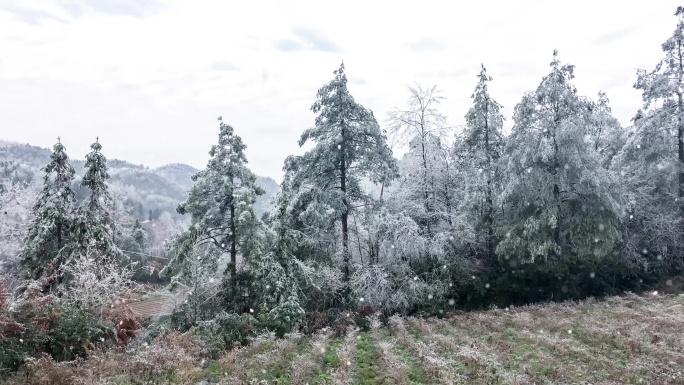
[{"xmin": 0, "ymin": 0, "xmax": 682, "ymax": 181}]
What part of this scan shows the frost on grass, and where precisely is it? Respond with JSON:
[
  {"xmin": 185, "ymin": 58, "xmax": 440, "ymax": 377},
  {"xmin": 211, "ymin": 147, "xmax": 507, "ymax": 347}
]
[{"xmin": 331, "ymin": 327, "xmax": 358, "ymax": 384}]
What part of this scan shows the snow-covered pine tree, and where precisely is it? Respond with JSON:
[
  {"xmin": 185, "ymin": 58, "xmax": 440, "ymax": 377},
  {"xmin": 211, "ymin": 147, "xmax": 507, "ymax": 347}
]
[
  {"xmin": 20, "ymin": 138, "xmax": 77, "ymax": 290},
  {"xmin": 634, "ymin": 6, "xmax": 684, "ymax": 200},
  {"xmin": 253, "ymin": 184, "xmax": 305, "ymax": 336},
  {"xmin": 586, "ymin": 92, "xmax": 625, "ymax": 167},
  {"xmin": 611, "ymin": 7, "xmax": 684, "ymax": 274},
  {"xmin": 286, "ymin": 62, "xmax": 398, "ymax": 282},
  {"xmin": 497, "ymin": 51, "xmax": 620, "ymax": 281},
  {"xmin": 458, "ymin": 64, "xmax": 505, "ymax": 261},
  {"xmin": 387, "ymin": 83, "xmax": 450, "ymax": 237},
  {"xmin": 132, "ymin": 218, "xmax": 147, "ymax": 252},
  {"xmin": 173, "ymin": 117, "xmax": 265, "ymax": 310},
  {"xmin": 71, "ymin": 138, "xmax": 123, "ymax": 268}
]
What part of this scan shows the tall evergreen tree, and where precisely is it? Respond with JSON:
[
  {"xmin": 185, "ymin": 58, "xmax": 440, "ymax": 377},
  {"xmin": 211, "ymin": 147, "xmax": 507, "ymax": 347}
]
[
  {"xmin": 286, "ymin": 62, "xmax": 398, "ymax": 282},
  {"xmin": 497, "ymin": 51, "xmax": 620, "ymax": 283},
  {"xmin": 132, "ymin": 218, "xmax": 147, "ymax": 252},
  {"xmin": 173, "ymin": 117, "xmax": 265, "ymax": 304},
  {"xmin": 71, "ymin": 138, "xmax": 122, "ymax": 265},
  {"xmin": 20, "ymin": 138, "xmax": 77, "ymax": 288},
  {"xmin": 634, "ymin": 6, "xmax": 684, "ymax": 199},
  {"xmin": 611, "ymin": 7, "xmax": 684, "ymax": 274},
  {"xmin": 458, "ymin": 64, "xmax": 505, "ymax": 260}
]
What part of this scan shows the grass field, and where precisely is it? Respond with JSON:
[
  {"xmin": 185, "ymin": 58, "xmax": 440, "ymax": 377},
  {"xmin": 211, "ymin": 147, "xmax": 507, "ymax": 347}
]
[{"xmin": 10, "ymin": 292, "xmax": 684, "ymax": 385}]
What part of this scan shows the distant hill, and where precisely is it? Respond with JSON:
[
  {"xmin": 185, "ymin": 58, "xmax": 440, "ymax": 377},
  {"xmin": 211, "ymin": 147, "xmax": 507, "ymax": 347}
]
[
  {"xmin": 0, "ymin": 141, "xmax": 279, "ymax": 219},
  {"xmin": 153, "ymin": 163, "xmax": 198, "ymax": 192}
]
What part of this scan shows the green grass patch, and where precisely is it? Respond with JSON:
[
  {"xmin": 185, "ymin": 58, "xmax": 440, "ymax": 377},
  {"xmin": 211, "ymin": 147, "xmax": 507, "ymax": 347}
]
[
  {"xmin": 312, "ymin": 337, "xmax": 343, "ymax": 384},
  {"xmin": 352, "ymin": 332, "xmax": 384, "ymax": 385}
]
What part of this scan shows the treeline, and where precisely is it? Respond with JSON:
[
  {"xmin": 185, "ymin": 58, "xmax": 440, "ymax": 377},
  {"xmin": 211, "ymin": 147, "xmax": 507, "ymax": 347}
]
[{"xmin": 2, "ymin": 6, "xmax": 684, "ymax": 374}]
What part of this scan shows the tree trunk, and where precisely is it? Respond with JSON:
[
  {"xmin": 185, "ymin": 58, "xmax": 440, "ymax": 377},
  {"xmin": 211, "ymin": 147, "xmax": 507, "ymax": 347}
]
[
  {"xmin": 340, "ymin": 125, "xmax": 350, "ymax": 282},
  {"xmin": 679, "ymin": 91, "xmax": 684, "ymax": 200},
  {"xmin": 229, "ymin": 202, "xmax": 237, "ymax": 288},
  {"xmin": 678, "ymin": 39, "xmax": 684, "ymax": 200},
  {"xmin": 484, "ymin": 97, "xmax": 495, "ymax": 261},
  {"xmin": 552, "ymin": 117, "xmax": 562, "ymax": 249},
  {"xmin": 420, "ymin": 138, "xmax": 432, "ymax": 237}
]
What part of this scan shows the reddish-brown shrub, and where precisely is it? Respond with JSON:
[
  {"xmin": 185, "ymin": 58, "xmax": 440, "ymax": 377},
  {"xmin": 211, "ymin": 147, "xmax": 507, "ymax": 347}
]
[
  {"xmin": 301, "ymin": 311, "xmax": 331, "ymax": 335},
  {"xmin": 102, "ymin": 293, "xmax": 146, "ymax": 347}
]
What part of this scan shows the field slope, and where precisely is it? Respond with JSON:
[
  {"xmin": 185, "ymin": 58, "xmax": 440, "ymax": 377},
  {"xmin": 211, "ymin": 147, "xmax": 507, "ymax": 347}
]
[{"xmin": 11, "ymin": 293, "xmax": 684, "ymax": 385}]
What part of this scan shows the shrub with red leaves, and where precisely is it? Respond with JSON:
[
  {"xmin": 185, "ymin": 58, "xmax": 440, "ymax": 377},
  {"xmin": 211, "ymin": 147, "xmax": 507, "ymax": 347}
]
[
  {"xmin": 0, "ymin": 281, "xmax": 25, "ymax": 340},
  {"xmin": 102, "ymin": 294, "xmax": 146, "ymax": 347}
]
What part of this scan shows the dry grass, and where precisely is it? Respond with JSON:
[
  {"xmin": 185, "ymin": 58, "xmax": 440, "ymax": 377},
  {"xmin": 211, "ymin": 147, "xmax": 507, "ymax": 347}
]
[{"xmin": 4, "ymin": 292, "xmax": 684, "ymax": 384}]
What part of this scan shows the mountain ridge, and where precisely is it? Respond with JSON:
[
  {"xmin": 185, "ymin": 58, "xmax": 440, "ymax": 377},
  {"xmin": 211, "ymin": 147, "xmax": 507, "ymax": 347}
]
[{"xmin": 0, "ymin": 140, "xmax": 279, "ymax": 219}]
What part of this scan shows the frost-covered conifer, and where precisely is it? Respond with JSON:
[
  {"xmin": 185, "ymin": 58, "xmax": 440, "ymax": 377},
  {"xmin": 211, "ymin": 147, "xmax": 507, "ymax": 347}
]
[
  {"xmin": 286, "ymin": 62, "xmax": 398, "ymax": 281},
  {"xmin": 71, "ymin": 139, "xmax": 123, "ymax": 266},
  {"xmin": 132, "ymin": 218, "xmax": 147, "ymax": 252},
  {"xmin": 172, "ymin": 117, "xmax": 265, "ymax": 303},
  {"xmin": 613, "ymin": 8, "xmax": 684, "ymax": 270},
  {"xmin": 497, "ymin": 51, "xmax": 620, "ymax": 269},
  {"xmin": 458, "ymin": 64, "xmax": 505, "ymax": 260},
  {"xmin": 634, "ymin": 6, "xmax": 684, "ymax": 199},
  {"xmin": 20, "ymin": 139, "xmax": 77, "ymax": 288}
]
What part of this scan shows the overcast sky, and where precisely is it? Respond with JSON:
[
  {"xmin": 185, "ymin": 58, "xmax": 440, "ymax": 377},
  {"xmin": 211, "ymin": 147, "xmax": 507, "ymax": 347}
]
[{"xmin": 0, "ymin": 0, "xmax": 681, "ymax": 181}]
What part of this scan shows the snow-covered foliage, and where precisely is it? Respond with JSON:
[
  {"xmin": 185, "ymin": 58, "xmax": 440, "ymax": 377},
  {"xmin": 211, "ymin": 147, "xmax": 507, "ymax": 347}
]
[
  {"xmin": 20, "ymin": 140, "xmax": 78, "ymax": 289},
  {"xmin": 497, "ymin": 51, "xmax": 620, "ymax": 267},
  {"xmin": 71, "ymin": 139, "xmax": 124, "ymax": 266},
  {"xmin": 284, "ymin": 62, "xmax": 398, "ymax": 281},
  {"xmin": 58, "ymin": 242, "xmax": 136, "ymax": 314},
  {"xmin": 0, "ymin": 179, "xmax": 40, "ymax": 278},
  {"xmin": 7, "ymin": 7, "xmax": 684, "ymax": 373},
  {"xmin": 456, "ymin": 64, "xmax": 505, "ymax": 260}
]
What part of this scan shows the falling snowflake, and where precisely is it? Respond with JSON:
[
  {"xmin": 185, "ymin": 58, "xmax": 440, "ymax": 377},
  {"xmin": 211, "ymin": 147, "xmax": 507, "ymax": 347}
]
[
  {"xmin": 249, "ymin": 308, "xmax": 254, "ymax": 313},
  {"xmin": 568, "ymin": 330, "xmax": 573, "ymax": 334},
  {"xmin": 427, "ymin": 294, "xmax": 433, "ymax": 300},
  {"xmin": 590, "ymin": 272, "xmax": 595, "ymax": 279},
  {"xmin": 359, "ymin": 297, "xmax": 364, "ymax": 302},
  {"xmin": 448, "ymin": 299, "xmax": 455, "ymax": 306},
  {"xmin": 598, "ymin": 223, "xmax": 605, "ymax": 231},
  {"xmin": 485, "ymin": 283, "xmax": 490, "ymax": 289}
]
